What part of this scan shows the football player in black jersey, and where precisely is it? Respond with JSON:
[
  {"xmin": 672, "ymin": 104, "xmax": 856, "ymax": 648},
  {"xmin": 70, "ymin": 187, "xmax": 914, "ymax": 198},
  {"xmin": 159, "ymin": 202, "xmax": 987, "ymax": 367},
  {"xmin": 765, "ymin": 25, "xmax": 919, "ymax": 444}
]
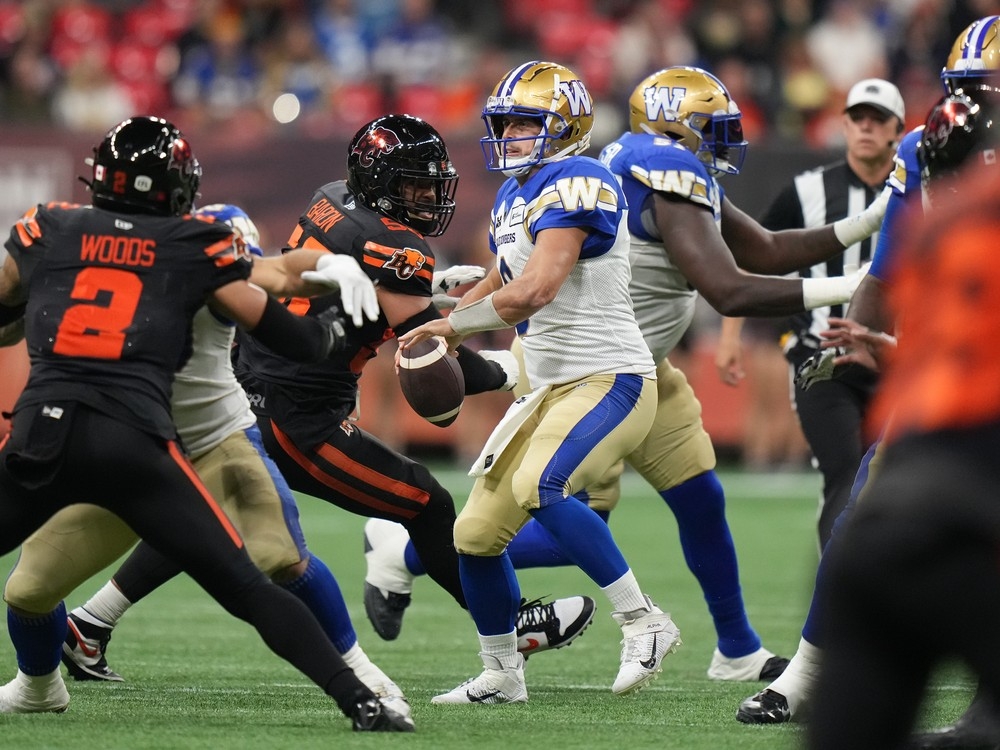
[
  {"xmin": 234, "ymin": 114, "xmax": 595, "ymax": 649},
  {"xmin": 0, "ymin": 116, "xmax": 412, "ymax": 731}
]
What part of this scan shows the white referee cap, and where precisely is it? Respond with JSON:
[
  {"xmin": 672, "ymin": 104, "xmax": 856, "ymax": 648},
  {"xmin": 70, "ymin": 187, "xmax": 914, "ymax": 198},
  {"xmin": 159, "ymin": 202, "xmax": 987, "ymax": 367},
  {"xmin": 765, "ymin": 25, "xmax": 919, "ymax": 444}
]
[{"xmin": 844, "ymin": 79, "xmax": 905, "ymax": 122}]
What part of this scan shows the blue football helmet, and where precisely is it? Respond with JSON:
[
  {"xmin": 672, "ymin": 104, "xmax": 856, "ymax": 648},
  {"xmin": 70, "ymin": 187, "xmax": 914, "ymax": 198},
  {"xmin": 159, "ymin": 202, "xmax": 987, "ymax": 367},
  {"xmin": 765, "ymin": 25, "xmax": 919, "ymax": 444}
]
[{"xmin": 195, "ymin": 203, "xmax": 263, "ymax": 256}]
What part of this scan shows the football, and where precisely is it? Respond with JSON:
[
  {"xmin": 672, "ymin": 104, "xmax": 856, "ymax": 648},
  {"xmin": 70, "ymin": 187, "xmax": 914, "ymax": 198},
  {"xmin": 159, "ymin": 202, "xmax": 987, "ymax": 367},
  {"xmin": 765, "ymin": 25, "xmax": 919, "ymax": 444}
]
[{"xmin": 398, "ymin": 337, "xmax": 465, "ymax": 427}]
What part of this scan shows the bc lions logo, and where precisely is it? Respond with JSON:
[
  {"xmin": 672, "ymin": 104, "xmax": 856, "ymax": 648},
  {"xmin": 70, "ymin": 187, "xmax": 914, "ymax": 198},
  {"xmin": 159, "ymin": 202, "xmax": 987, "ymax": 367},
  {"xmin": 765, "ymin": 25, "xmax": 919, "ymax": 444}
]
[
  {"xmin": 352, "ymin": 127, "xmax": 403, "ymax": 168},
  {"xmin": 384, "ymin": 247, "xmax": 427, "ymax": 280}
]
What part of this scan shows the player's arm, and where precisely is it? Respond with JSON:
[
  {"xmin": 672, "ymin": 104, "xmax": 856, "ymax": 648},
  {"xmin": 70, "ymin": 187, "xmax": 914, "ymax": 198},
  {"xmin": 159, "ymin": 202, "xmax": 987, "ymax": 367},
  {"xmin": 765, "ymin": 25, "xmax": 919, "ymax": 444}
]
[
  {"xmin": 655, "ymin": 196, "xmax": 858, "ymax": 316},
  {"xmin": 720, "ymin": 188, "xmax": 887, "ymax": 274},
  {"xmin": 210, "ymin": 279, "xmax": 344, "ymax": 362},
  {"xmin": 399, "ymin": 226, "xmax": 581, "ymax": 354},
  {"xmin": 0, "ymin": 253, "xmax": 26, "ymax": 346},
  {"xmin": 248, "ymin": 249, "xmax": 324, "ymax": 297},
  {"xmin": 250, "ymin": 249, "xmax": 379, "ymax": 327},
  {"xmin": 381, "ymin": 286, "xmax": 510, "ymax": 394}
]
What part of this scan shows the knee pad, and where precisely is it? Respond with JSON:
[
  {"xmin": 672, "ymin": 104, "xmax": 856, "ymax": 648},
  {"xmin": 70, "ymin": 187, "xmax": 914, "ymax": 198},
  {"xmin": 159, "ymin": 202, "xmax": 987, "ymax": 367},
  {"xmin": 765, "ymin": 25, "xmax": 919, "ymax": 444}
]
[
  {"xmin": 4, "ymin": 568, "xmax": 62, "ymax": 614},
  {"xmin": 454, "ymin": 513, "xmax": 513, "ymax": 556}
]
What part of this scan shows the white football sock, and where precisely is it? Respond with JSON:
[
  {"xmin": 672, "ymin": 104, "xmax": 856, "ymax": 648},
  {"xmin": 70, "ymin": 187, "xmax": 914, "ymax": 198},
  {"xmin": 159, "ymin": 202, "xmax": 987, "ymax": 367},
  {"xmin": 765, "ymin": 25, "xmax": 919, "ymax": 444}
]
[
  {"xmin": 73, "ymin": 581, "xmax": 132, "ymax": 627},
  {"xmin": 766, "ymin": 637, "xmax": 822, "ymax": 715}
]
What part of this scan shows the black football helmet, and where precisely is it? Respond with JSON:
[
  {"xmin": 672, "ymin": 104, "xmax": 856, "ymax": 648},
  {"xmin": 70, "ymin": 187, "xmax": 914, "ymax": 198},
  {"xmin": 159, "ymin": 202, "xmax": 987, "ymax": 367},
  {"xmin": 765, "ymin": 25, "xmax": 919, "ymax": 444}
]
[
  {"xmin": 88, "ymin": 116, "xmax": 201, "ymax": 216},
  {"xmin": 346, "ymin": 114, "xmax": 458, "ymax": 236},
  {"xmin": 917, "ymin": 92, "xmax": 999, "ymax": 205}
]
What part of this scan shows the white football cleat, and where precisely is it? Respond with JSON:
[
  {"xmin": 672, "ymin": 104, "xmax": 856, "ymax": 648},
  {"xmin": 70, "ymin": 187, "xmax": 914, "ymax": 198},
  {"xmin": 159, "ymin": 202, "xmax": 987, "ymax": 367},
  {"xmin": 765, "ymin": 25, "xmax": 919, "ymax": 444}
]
[
  {"xmin": 431, "ymin": 653, "xmax": 528, "ymax": 705},
  {"xmin": 611, "ymin": 595, "xmax": 681, "ymax": 695},
  {"xmin": 0, "ymin": 669, "xmax": 70, "ymax": 714}
]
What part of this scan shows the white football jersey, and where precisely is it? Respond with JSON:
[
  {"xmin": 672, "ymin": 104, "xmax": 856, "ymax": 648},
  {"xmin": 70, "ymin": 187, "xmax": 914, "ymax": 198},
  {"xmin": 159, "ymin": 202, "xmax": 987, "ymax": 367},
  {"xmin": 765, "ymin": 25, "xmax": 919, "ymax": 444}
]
[
  {"xmin": 171, "ymin": 306, "xmax": 256, "ymax": 458},
  {"xmin": 489, "ymin": 157, "xmax": 655, "ymax": 388},
  {"xmin": 601, "ymin": 131, "xmax": 725, "ymax": 361}
]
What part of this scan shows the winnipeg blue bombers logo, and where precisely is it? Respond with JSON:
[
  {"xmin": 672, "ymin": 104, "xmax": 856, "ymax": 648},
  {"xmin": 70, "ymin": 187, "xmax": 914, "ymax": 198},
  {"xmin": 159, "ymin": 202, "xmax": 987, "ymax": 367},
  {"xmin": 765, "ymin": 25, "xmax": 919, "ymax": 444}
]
[
  {"xmin": 643, "ymin": 86, "xmax": 686, "ymax": 122},
  {"xmin": 558, "ymin": 80, "xmax": 593, "ymax": 117}
]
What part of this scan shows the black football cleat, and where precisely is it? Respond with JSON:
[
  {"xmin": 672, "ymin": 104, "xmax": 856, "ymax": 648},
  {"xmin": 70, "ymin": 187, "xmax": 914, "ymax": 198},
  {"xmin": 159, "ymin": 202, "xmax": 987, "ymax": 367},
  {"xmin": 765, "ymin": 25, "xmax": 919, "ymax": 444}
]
[
  {"xmin": 62, "ymin": 612, "xmax": 123, "ymax": 682},
  {"xmin": 737, "ymin": 688, "xmax": 792, "ymax": 724},
  {"xmin": 516, "ymin": 596, "xmax": 596, "ymax": 658},
  {"xmin": 351, "ymin": 697, "xmax": 415, "ymax": 732}
]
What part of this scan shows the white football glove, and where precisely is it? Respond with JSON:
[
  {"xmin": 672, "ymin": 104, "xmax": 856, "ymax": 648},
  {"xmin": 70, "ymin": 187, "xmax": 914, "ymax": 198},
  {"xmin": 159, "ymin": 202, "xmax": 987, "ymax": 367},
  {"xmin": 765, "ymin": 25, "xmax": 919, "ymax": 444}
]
[
  {"xmin": 833, "ymin": 186, "xmax": 890, "ymax": 247},
  {"xmin": 432, "ymin": 264, "xmax": 486, "ymax": 294},
  {"xmin": 301, "ymin": 253, "xmax": 380, "ymax": 328},
  {"xmin": 432, "ymin": 293, "xmax": 460, "ymax": 311},
  {"xmin": 478, "ymin": 349, "xmax": 519, "ymax": 392}
]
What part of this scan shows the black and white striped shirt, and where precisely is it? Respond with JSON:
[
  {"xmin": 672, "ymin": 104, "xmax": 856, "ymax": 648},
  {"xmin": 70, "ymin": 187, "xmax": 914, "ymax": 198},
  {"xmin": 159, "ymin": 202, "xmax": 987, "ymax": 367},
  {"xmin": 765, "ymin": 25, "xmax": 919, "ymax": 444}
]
[{"xmin": 760, "ymin": 160, "xmax": 881, "ymax": 352}]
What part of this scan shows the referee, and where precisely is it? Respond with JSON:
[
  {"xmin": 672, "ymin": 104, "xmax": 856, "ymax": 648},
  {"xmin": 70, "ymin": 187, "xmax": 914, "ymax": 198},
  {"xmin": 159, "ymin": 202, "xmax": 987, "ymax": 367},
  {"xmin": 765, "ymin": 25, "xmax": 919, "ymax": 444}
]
[{"xmin": 761, "ymin": 78, "xmax": 904, "ymax": 548}]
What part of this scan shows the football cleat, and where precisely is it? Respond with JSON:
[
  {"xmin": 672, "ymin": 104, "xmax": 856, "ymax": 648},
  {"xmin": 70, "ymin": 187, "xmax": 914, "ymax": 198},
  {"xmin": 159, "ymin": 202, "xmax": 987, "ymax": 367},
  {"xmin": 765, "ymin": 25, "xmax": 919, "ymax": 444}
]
[
  {"xmin": 62, "ymin": 612, "xmax": 123, "ymax": 682},
  {"xmin": 0, "ymin": 670, "xmax": 70, "ymax": 714},
  {"xmin": 736, "ymin": 688, "xmax": 793, "ymax": 724},
  {"xmin": 431, "ymin": 653, "xmax": 528, "ymax": 705},
  {"xmin": 611, "ymin": 595, "xmax": 681, "ymax": 695},
  {"xmin": 351, "ymin": 658, "xmax": 411, "ymax": 719},
  {"xmin": 906, "ymin": 685, "xmax": 1000, "ymax": 749},
  {"xmin": 708, "ymin": 647, "xmax": 790, "ymax": 682},
  {"xmin": 350, "ymin": 696, "xmax": 415, "ymax": 732},
  {"xmin": 516, "ymin": 596, "xmax": 595, "ymax": 657},
  {"xmin": 363, "ymin": 518, "xmax": 415, "ymax": 641}
]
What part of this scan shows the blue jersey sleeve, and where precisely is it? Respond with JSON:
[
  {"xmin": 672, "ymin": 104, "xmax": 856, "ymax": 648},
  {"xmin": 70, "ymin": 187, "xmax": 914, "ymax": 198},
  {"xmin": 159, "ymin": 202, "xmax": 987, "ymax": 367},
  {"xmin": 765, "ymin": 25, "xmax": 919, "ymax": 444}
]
[{"xmin": 870, "ymin": 128, "xmax": 923, "ymax": 280}]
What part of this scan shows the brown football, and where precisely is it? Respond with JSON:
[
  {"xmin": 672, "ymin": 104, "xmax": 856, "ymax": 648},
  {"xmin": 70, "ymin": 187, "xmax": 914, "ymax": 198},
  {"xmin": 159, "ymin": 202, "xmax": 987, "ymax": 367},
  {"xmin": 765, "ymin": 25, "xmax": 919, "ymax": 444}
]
[{"xmin": 398, "ymin": 337, "xmax": 465, "ymax": 427}]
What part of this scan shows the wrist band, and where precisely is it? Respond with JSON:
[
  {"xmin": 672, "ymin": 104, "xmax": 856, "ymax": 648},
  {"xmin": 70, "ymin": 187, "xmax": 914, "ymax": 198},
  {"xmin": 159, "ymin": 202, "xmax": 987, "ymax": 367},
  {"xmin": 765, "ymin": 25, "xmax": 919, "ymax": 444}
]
[
  {"xmin": 448, "ymin": 293, "xmax": 508, "ymax": 334},
  {"xmin": 802, "ymin": 276, "xmax": 851, "ymax": 309}
]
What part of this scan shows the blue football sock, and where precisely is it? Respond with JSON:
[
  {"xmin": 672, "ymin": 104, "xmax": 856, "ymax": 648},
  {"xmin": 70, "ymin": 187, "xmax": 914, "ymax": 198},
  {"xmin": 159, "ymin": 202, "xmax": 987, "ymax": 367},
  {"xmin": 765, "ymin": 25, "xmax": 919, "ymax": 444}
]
[
  {"xmin": 459, "ymin": 552, "xmax": 520, "ymax": 636},
  {"xmin": 8, "ymin": 601, "xmax": 66, "ymax": 675},
  {"xmin": 279, "ymin": 554, "xmax": 356, "ymax": 654},
  {"xmin": 530, "ymin": 498, "xmax": 628, "ymax": 587},
  {"xmin": 403, "ymin": 541, "xmax": 424, "ymax": 577},
  {"xmin": 506, "ymin": 505, "xmax": 610, "ymax": 569},
  {"xmin": 661, "ymin": 471, "xmax": 760, "ymax": 657}
]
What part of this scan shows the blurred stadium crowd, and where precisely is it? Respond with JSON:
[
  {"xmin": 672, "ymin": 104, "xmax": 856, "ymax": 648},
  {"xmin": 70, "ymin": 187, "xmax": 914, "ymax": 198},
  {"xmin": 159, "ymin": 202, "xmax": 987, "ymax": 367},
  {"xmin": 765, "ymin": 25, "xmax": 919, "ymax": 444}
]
[{"xmin": 1, "ymin": 0, "xmax": 996, "ymax": 148}]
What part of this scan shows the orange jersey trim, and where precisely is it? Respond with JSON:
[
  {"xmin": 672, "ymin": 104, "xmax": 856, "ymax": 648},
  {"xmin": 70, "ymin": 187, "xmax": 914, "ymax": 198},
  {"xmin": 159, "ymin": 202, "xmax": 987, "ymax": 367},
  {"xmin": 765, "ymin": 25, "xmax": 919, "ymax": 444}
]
[
  {"xmin": 203, "ymin": 237, "xmax": 239, "ymax": 267},
  {"xmin": 167, "ymin": 441, "xmax": 244, "ymax": 548},
  {"xmin": 270, "ymin": 421, "xmax": 428, "ymax": 518}
]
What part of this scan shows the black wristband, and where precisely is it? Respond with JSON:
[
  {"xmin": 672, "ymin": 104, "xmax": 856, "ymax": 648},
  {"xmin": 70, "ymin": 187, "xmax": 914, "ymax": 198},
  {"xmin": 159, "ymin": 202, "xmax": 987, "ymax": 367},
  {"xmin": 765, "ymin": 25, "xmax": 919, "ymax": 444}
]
[{"xmin": 249, "ymin": 296, "xmax": 331, "ymax": 362}]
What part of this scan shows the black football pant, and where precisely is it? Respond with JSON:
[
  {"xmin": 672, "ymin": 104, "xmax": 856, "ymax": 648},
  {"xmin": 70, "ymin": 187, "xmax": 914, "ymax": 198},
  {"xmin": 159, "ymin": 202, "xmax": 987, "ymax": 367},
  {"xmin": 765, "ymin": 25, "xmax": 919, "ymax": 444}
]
[
  {"xmin": 0, "ymin": 402, "xmax": 366, "ymax": 714},
  {"xmin": 807, "ymin": 424, "xmax": 1000, "ymax": 750},
  {"xmin": 791, "ymin": 359, "xmax": 877, "ymax": 547},
  {"xmin": 257, "ymin": 416, "xmax": 467, "ymax": 609}
]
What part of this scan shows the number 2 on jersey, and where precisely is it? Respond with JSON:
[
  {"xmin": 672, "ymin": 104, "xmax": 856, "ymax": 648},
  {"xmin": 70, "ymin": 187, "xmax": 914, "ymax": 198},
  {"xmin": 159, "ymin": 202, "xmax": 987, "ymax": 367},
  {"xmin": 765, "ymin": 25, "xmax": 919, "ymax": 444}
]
[{"xmin": 53, "ymin": 267, "xmax": 143, "ymax": 359}]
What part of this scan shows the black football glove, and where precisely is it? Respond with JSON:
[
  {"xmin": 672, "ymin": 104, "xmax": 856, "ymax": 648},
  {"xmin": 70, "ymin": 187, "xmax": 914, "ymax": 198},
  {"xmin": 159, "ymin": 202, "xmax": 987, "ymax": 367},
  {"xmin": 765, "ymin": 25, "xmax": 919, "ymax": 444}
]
[{"xmin": 316, "ymin": 307, "xmax": 348, "ymax": 356}]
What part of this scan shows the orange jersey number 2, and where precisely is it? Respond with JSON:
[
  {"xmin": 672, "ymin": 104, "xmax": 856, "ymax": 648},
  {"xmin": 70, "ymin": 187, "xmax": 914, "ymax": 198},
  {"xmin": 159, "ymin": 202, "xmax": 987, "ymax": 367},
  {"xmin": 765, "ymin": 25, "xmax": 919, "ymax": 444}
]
[{"xmin": 52, "ymin": 267, "xmax": 143, "ymax": 359}]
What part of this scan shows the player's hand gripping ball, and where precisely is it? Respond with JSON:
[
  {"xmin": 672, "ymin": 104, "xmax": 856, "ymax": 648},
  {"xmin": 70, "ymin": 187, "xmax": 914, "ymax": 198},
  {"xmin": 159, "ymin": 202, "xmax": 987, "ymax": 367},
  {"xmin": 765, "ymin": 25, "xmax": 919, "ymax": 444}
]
[{"xmin": 398, "ymin": 337, "xmax": 465, "ymax": 427}]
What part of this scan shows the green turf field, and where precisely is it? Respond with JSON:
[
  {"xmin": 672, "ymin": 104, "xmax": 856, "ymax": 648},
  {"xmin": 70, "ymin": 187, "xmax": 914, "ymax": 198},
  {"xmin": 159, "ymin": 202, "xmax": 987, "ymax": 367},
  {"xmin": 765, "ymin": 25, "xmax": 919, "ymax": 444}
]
[{"xmin": 0, "ymin": 467, "xmax": 977, "ymax": 748}]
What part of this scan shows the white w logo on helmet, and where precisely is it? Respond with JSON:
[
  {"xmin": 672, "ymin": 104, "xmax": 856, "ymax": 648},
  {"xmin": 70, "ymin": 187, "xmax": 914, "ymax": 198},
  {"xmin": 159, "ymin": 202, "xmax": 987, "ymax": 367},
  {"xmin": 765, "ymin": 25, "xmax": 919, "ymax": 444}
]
[
  {"xmin": 558, "ymin": 80, "xmax": 593, "ymax": 117},
  {"xmin": 643, "ymin": 86, "xmax": 686, "ymax": 122}
]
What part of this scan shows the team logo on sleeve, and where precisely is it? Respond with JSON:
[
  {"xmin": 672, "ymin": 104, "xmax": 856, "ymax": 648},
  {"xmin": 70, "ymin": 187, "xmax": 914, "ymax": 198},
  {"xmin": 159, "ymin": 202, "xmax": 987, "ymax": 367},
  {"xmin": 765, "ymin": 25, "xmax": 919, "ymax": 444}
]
[
  {"xmin": 384, "ymin": 247, "xmax": 427, "ymax": 280},
  {"xmin": 351, "ymin": 127, "xmax": 403, "ymax": 168}
]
